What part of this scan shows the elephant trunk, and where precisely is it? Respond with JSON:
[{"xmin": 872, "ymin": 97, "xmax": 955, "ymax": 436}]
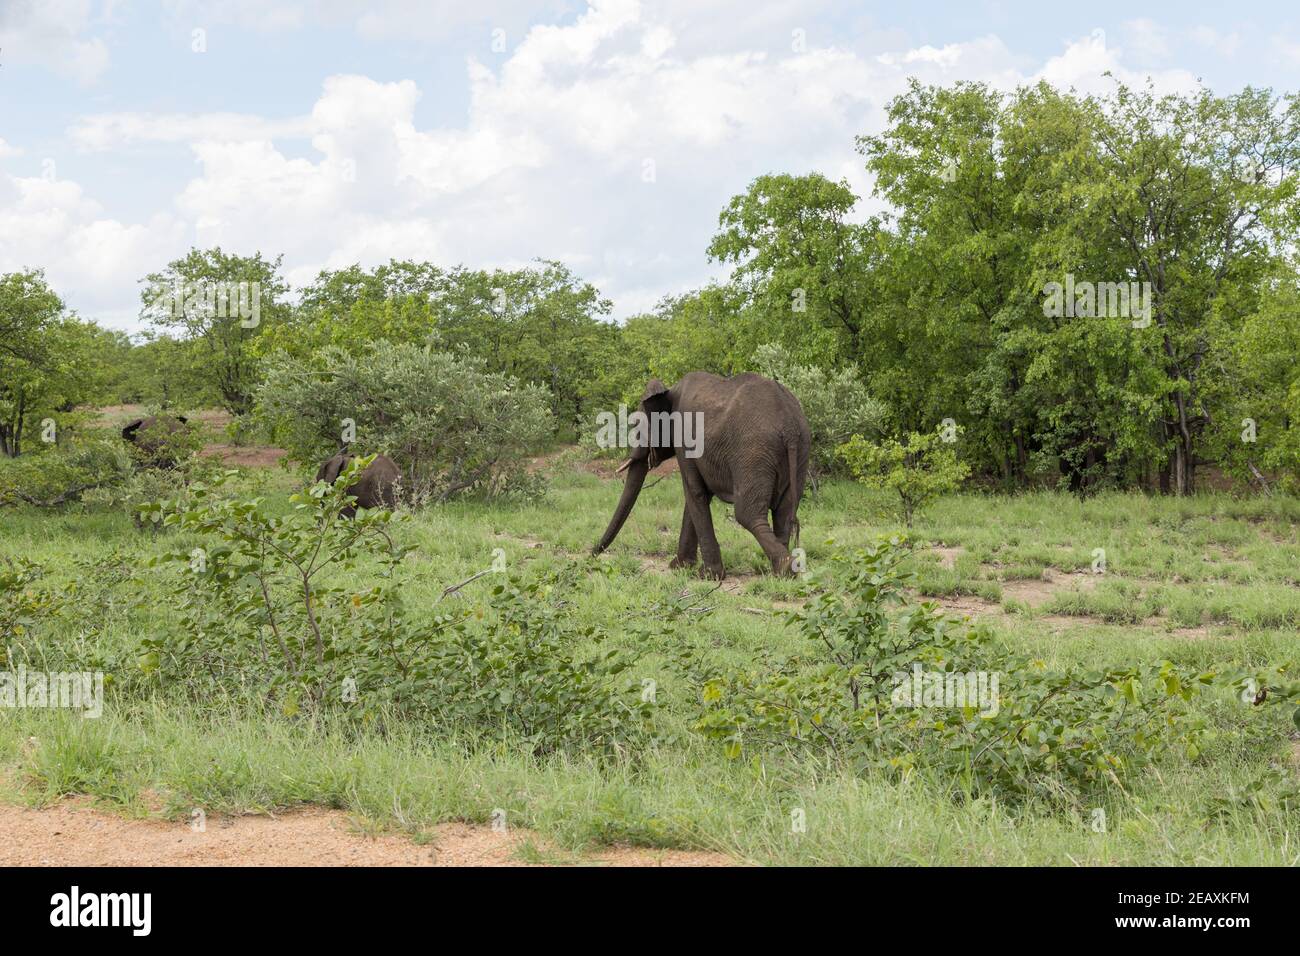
[{"xmin": 592, "ymin": 458, "xmax": 649, "ymax": 554}]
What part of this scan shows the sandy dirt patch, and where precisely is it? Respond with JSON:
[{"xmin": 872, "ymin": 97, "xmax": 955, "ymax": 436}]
[
  {"xmin": 0, "ymin": 800, "xmax": 735, "ymax": 867},
  {"xmin": 523, "ymin": 446, "xmax": 581, "ymax": 475},
  {"xmin": 931, "ymin": 546, "xmax": 965, "ymax": 570},
  {"xmin": 1000, "ymin": 570, "xmax": 1099, "ymax": 607},
  {"xmin": 198, "ymin": 443, "xmax": 288, "ymax": 468}
]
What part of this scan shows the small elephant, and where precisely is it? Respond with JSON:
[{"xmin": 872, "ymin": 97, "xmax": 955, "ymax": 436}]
[
  {"xmin": 121, "ymin": 415, "xmax": 191, "ymax": 468},
  {"xmin": 593, "ymin": 372, "xmax": 811, "ymax": 579},
  {"xmin": 315, "ymin": 450, "xmax": 401, "ymax": 518}
]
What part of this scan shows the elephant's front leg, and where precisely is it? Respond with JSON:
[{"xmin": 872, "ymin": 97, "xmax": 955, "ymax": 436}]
[
  {"xmin": 668, "ymin": 509, "xmax": 698, "ymax": 571},
  {"xmin": 679, "ymin": 462, "xmax": 724, "ymax": 579}
]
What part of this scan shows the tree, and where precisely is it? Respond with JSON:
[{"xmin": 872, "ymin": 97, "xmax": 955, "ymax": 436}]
[
  {"xmin": 853, "ymin": 79, "xmax": 1300, "ymax": 494},
  {"xmin": 259, "ymin": 258, "xmax": 615, "ymax": 437},
  {"xmin": 0, "ymin": 270, "xmax": 64, "ymax": 456},
  {"xmin": 1209, "ymin": 266, "xmax": 1300, "ymax": 491},
  {"xmin": 141, "ymin": 248, "xmax": 289, "ymax": 415},
  {"xmin": 1080, "ymin": 84, "xmax": 1300, "ymax": 494},
  {"xmin": 708, "ymin": 173, "xmax": 879, "ymax": 365},
  {"xmin": 858, "ymin": 81, "xmax": 1064, "ymax": 486},
  {"xmin": 0, "ymin": 271, "xmax": 111, "ymax": 458}
]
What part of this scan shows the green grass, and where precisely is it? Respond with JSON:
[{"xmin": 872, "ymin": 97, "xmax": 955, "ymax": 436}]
[{"xmin": 2, "ymin": 454, "xmax": 1299, "ymax": 865}]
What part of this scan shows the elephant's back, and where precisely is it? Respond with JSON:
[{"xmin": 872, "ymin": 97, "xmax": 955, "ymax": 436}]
[
  {"xmin": 685, "ymin": 372, "xmax": 806, "ymax": 429},
  {"xmin": 368, "ymin": 454, "xmax": 401, "ymax": 480}
]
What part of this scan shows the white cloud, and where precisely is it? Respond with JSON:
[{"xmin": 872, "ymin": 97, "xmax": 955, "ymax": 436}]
[
  {"xmin": 68, "ymin": 113, "xmax": 314, "ymax": 152},
  {"xmin": 0, "ymin": 139, "xmax": 23, "ymax": 159},
  {"xmin": 0, "ymin": 169, "xmax": 186, "ymax": 317},
  {"xmin": 1190, "ymin": 26, "xmax": 1242, "ymax": 58},
  {"xmin": 0, "ymin": 0, "xmax": 112, "ymax": 85},
  {"xmin": 1034, "ymin": 28, "xmax": 1198, "ymax": 96},
  {"xmin": 4, "ymin": 3, "xmax": 1219, "ymax": 331},
  {"xmin": 160, "ymin": 0, "xmax": 309, "ymax": 33},
  {"xmin": 164, "ymin": 0, "xmax": 555, "ymax": 40},
  {"xmin": 1124, "ymin": 18, "xmax": 1171, "ymax": 61}
]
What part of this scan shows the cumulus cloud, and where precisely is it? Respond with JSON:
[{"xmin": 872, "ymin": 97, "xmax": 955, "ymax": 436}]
[
  {"xmin": 68, "ymin": 113, "xmax": 314, "ymax": 152},
  {"xmin": 1123, "ymin": 18, "xmax": 1171, "ymax": 62},
  {"xmin": 0, "ymin": 168, "xmax": 186, "ymax": 318},
  {"xmin": 3, "ymin": 2, "xmax": 1218, "ymax": 329},
  {"xmin": 1033, "ymin": 28, "xmax": 1198, "ymax": 96},
  {"xmin": 1190, "ymin": 26, "xmax": 1241, "ymax": 59},
  {"xmin": 162, "ymin": 0, "xmax": 556, "ymax": 39},
  {"xmin": 0, "ymin": 0, "xmax": 112, "ymax": 85}
]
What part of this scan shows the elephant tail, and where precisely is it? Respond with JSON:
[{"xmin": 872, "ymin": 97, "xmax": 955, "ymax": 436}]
[{"xmin": 785, "ymin": 431, "xmax": 805, "ymax": 551}]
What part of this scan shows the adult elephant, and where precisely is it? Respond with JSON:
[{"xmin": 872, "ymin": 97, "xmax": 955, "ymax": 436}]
[
  {"xmin": 120, "ymin": 414, "xmax": 191, "ymax": 468},
  {"xmin": 592, "ymin": 372, "xmax": 810, "ymax": 579},
  {"xmin": 315, "ymin": 450, "xmax": 400, "ymax": 518}
]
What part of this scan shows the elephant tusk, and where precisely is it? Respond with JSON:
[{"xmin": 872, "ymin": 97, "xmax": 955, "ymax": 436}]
[{"xmin": 615, "ymin": 459, "xmax": 631, "ymax": 476}]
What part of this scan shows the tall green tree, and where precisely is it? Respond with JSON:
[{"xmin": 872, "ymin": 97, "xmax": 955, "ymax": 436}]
[
  {"xmin": 263, "ymin": 258, "xmax": 616, "ymax": 436},
  {"xmin": 141, "ymin": 248, "xmax": 289, "ymax": 415},
  {"xmin": 1079, "ymin": 84, "xmax": 1300, "ymax": 493},
  {"xmin": 0, "ymin": 270, "xmax": 115, "ymax": 456},
  {"xmin": 853, "ymin": 79, "xmax": 1300, "ymax": 494},
  {"xmin": 708, "ymin": 173, "xmax": 878, "ymax": 366}
]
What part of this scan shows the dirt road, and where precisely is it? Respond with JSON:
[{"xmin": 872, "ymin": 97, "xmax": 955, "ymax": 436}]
[{"xmin": 0, "ymin": 800, "xmax": 734, "ymax": 867}]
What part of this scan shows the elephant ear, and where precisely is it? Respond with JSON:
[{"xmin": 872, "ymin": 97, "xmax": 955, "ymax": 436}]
[
  {"xmin": 637, "ymin": 378, "xmax": 674, "ymax": 469},
  {"xmin": 122, "ymin": 419, "xmax": 145, "ymax": 442},
  {"xmin": 641, "ymin": 379, "xmax": 668, "ymax": 404},
  {"xmin": 318, "ymin": 454, "xmax": 346, "ymax": 484}
]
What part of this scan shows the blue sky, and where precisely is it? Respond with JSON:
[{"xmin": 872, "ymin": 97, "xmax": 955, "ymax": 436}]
[{"xmin": 2, "ymin": 0, "xmax": 1298, "ymax": 333}]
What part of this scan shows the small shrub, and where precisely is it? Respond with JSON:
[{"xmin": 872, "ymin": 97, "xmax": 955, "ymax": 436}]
[
  {"xmin": 752, "ymin": 342, "xmax": 887, "ymax": 480},
  {"xmin": 85, "ymin": 453, "xmax": 224, "ymax": 527},
  {"xmin": 257, "ymin": 342, "xmax": 554, "ymax": 503},
  {"xmin": 838, "ymin": 427, "xmax": 970, "ymax": 526},
  {"xmin": 0, "ymin": 438, "xmax": 133, "ymax": 508},
  {"xmin": 0, "ymin": 558, "xmax": 65, "ymax": 654}
]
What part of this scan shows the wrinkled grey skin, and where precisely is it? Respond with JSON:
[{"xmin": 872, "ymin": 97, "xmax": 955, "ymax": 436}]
[
  {"xmin": 121, "ymin": 415, "xmax": 190, "ymax": 468},
  {"xmin": 315, "ymin": 451, "xmax": 400, "ymax": 518},
  {"xmin": 593, "ymin": 372, "xmax": 811, "ymax": 579}
]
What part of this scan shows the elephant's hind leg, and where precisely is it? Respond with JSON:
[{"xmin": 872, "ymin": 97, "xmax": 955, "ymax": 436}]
[
  {"xmin": 735, "ymin": 497, "xmax": 794, "ymax": 577},
  {"xmin": 772, "ymin": 497, "xmax": 796, "ymax": 549}
]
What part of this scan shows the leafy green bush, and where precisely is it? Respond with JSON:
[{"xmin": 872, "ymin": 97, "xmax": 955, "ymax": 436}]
[
  {"xmin": 0, "ymin": 558, "xmax": 65, "ymax": 654},
  {"xmin": 838, "ymin": 426, "xmax": 970, "ymax": 526},
  {"xmin": 148, "ymin": 463, "xmax": 653, "ymax": 753},
  {"xmin": 0, "ymin": 437, "xmax": 134, "ymax": 508},
  {"xmin": 688, "ymin": 537, "xmax": 1214, "ymax": 803},
  {"xmin": 257, "ymin": 342, "xmax": 554, "ymax": 502},
  {"xmin": 752, "ymin": 342, "xmax": 887, "ymax": 479},
  {"xmin": 222, "ymin": 413, "xmax": 264, "ymax": 447},
  {"xmin": 404, "ymin": 574, "xmax": 657, "ymax": 753}
]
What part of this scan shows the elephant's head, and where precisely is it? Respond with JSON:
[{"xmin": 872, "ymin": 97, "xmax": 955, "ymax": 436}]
[
  {"xmin": 593, "ymin": 379, "xmax": 673, "ymax": 555},
  {"xmin": 121, "ymin": 415, "xmax": 191, "ymax": 468},
  {"xmin": 121, "ymin": 414, "xmax": 188, "ymax": 444},
  {"xmin": 315, "ymin": 450, "xmax": 354, "ymax": 485}
]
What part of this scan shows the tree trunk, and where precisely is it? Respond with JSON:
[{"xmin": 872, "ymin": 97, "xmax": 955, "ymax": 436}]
[{"xmin": 1170, "ymin": 390, "xmax": 1196, "ymax": 495}]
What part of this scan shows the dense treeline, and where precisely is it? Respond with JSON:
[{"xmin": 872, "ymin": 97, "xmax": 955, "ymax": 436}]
[{"xmin": 3, "ymin": 79, "xmax": 1299, "ymax": 493}]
